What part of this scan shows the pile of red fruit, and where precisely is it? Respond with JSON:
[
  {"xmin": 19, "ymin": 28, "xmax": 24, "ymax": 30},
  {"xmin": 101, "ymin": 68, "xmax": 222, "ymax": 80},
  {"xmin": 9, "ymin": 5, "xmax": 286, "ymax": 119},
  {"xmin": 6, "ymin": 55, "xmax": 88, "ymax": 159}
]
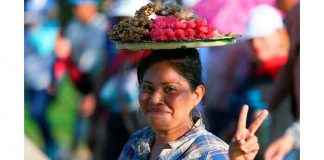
[{"xmin": 150, "ymin": 16, "xmax": 217, "ymax": 41}]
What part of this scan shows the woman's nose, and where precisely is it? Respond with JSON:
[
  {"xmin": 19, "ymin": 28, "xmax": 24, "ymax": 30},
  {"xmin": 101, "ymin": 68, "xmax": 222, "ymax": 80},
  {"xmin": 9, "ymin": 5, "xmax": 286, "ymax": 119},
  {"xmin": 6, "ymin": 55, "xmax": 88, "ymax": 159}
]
[{"xmin": 149, "ymin": 90, "xmax": 163, "ymax": 104}]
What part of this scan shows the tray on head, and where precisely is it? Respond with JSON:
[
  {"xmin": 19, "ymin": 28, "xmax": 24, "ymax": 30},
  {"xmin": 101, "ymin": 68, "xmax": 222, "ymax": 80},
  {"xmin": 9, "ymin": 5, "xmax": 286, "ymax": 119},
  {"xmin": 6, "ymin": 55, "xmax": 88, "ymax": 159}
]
[{"xmin": 114, "ymin": 36, "xmax": 238, "ymax": 51}]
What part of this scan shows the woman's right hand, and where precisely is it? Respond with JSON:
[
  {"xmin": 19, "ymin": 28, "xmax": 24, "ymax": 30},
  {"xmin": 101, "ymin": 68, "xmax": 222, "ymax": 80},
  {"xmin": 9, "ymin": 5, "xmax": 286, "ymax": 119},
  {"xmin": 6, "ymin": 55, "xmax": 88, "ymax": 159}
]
[{"xmin": 229, "ymin": 105, "xmax": 268, "ymax": 160}]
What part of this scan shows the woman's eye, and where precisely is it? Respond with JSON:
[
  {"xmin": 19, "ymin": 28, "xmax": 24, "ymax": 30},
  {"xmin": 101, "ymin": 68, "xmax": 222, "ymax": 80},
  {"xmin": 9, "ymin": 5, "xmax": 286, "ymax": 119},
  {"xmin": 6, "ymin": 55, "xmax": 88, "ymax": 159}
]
[
  {"xmin": 141, "ymin": 85, "xmax": 153, "ymax": 93},
  {"xmin": 164, "ymin": 86, "xmax": 176, "ymax": 93}
]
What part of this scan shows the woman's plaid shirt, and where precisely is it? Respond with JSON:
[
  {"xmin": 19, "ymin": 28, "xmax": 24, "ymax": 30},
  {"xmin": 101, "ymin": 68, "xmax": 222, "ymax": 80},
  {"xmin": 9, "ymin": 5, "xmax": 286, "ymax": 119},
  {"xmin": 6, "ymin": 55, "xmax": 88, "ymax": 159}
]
[{"xmin": 118, "ymin": 118, "xmax": 229, "ymax": 160}]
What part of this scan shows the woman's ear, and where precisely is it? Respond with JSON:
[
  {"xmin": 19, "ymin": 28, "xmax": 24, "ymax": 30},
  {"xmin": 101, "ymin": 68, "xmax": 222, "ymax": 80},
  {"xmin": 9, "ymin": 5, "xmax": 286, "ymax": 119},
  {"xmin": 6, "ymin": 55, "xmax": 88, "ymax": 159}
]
[{"xmin": 193, "ymin": 85, "xmax": 205, "ymax": 106}]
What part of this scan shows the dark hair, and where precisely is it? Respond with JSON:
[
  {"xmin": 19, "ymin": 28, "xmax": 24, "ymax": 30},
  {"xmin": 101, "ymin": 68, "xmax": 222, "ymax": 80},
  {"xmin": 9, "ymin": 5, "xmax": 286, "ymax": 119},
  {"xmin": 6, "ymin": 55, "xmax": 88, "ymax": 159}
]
[{"xmin": 137, "ymin": 48, "xmax": 203, "ymax": 91}]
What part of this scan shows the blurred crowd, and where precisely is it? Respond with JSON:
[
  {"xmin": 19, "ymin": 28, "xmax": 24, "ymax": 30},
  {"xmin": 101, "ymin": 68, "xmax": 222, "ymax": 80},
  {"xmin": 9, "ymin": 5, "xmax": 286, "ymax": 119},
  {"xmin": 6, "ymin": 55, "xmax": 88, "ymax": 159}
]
[{"xmin": 24, "ymin": 0, "xmax": 300, "ymax": 159}]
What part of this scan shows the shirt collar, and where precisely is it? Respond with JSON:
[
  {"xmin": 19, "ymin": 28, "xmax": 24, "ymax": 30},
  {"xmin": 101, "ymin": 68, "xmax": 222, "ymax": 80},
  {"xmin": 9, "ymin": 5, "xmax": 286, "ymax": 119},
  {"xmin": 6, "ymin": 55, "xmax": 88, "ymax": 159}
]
[
  {"xmin": 133, "ymin": 127, "xmax": 154, "ymax": 158},
  {"xmin": 167, "ymin": 117, "xmax": 205, "ymax": 149},
  {"xmin": 133, "ymin": 117, "xmax": 205, "ymax": 157}
]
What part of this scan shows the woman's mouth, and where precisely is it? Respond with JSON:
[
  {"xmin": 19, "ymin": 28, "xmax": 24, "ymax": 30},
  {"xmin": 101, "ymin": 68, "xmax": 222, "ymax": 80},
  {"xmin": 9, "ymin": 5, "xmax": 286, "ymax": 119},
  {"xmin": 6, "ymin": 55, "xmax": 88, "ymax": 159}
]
[{"xmin": 147, "ymin": 108, "xmax": 170, "ymax": 115}]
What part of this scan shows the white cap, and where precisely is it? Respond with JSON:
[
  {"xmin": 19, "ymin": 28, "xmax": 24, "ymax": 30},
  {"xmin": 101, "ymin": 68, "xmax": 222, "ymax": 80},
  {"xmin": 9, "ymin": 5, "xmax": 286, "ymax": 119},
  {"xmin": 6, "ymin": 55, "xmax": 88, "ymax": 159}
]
[
  {"xmin": 245, "ymin": 5, "xmax": 284, "ymax": 39},
  {"xmin": 108, "ymin": 0, "xmax": 152, "ymax": 17}
]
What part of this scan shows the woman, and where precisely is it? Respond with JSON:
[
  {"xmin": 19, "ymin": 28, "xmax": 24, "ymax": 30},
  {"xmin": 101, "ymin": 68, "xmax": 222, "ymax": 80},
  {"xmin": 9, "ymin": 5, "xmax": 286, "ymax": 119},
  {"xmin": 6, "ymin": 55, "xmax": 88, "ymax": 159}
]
[{"xmin": 118, "ymin": 48, "xmax": 268, "ymax": 159}]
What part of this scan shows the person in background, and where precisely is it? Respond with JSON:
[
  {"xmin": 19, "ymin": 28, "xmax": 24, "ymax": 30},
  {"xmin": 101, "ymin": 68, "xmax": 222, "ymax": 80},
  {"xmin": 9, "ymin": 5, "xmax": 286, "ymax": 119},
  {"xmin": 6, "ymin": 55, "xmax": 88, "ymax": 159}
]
[
  {"xmin": 265, "ymin": 121, "xmax": 299, "ymax": 160},
  {"xmin": 63, "ymin": 0, "xmax": 109, "ymax": 157},
  {"xmin": 24, "ymin": 0, "xmax": 60, "ymax": 158},
  {"xmin": 204, "ymin": 5, "xmax": 290, "ymax": 160},
  {"xmin": 99, "ymin": 50, "xmax": 149, "ymax": 159},
  {"xmin": 191, "ymin": 0, "xmax": 277, "ymax": 143},
  {"xmin": 97, "ymin": 0, "xmax": 152, "ymax": 159},
  {"xmin": 65, "ymin": 0, "xmax": 108, "ymax": 101},
  {"xmin": 264, "ymin": 1, "xmax": 300, "ymax": 159}
]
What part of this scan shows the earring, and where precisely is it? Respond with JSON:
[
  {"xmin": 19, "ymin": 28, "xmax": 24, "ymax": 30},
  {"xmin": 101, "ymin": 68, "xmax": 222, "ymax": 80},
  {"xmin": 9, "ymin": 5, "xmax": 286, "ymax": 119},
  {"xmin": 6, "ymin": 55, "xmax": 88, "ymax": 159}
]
[
  {"xmin": 136, "ymin": 107, "xmax": 146, "ymax": 123},
  {"xmin": 194, "ymin": 107, "xmax": 203, "ymax": 126}
]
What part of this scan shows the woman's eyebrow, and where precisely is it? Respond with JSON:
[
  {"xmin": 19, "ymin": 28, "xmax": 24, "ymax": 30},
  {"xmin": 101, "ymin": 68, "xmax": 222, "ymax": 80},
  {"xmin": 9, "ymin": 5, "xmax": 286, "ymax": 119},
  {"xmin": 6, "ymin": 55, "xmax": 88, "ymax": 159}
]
[
  {"xmin": 142, "ymin": 80, "xmax": 152, "ymax": 84},
  {"xmin": 142, "ymin": 80, "xmax": 181, "ymax": 86},
  {"xmin": 161, "ymin": 82, "xmax": 181, "ymax": 86}
]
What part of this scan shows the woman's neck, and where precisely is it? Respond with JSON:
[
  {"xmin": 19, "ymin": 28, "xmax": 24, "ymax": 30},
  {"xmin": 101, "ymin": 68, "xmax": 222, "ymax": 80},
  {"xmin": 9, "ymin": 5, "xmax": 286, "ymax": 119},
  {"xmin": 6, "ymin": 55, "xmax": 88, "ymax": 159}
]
[{"xmin": 149, "ymin": 119, "xmax": 195, "ymax": 160}]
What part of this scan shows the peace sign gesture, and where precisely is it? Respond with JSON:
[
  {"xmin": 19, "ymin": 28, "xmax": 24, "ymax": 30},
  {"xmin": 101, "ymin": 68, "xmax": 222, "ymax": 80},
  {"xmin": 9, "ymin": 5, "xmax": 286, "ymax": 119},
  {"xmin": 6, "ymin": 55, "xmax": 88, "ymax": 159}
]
[{"xmin": 229, "ymin": 105, "xmax": 268, "ymax": 160}]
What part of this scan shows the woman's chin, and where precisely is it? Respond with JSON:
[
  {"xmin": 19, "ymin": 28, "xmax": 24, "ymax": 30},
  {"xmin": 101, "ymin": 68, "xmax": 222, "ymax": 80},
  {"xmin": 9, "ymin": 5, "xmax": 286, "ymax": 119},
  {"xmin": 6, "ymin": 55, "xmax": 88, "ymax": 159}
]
[{"xmin": 147, "ymin": 115, "xmax": 171, "ymax": 130}]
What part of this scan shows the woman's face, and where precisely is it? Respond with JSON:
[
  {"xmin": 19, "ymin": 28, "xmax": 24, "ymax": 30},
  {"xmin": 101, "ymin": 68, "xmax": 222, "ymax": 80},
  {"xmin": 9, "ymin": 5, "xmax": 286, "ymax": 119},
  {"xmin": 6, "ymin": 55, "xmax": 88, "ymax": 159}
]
[{"xmin": 139, "ymin": 61, "xmax": 204, "ymax": 132}]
